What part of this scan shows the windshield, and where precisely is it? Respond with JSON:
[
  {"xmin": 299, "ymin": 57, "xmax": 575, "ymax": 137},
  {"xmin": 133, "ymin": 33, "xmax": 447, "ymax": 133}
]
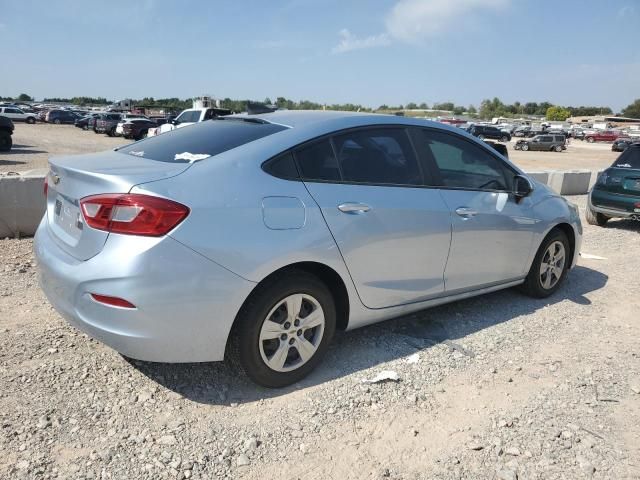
[
  {"xmin": 118, "ymin": 119, "xmax": 288, "ymax": 163},
  {"xmin": 612, "ymin": 146, "xmax": 640, "ymax": 169}
]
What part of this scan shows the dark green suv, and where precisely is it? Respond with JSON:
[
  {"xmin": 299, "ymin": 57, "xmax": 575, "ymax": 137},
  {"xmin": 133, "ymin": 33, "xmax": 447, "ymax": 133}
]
[{"xmin": 588, "ymin": 143, "xmax": 640, "ymax": 225}]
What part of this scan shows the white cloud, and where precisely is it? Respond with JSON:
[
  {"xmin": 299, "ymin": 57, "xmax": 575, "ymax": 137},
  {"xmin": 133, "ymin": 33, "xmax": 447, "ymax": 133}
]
[
  {"xmin": 332, "ymin": 0, "xmax": 509, "ymax": 53},
  {"xmin": 386, "ymin": 0, "xmax": 509, "ymax": 43},
  {"xmin": 331, "ymin": 29, "xmax": 390, "ymax": 54}
]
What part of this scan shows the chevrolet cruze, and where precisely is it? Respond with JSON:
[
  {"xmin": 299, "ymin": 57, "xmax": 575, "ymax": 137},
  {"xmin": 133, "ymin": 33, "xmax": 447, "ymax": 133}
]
[{"xmin": 35, "ymin": 111, "xmax": 582, "ymax": 387}]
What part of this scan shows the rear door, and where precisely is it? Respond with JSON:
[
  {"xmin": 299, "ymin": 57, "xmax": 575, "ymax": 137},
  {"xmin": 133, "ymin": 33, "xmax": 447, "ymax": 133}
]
[
  {"xmin": 296, "ymin": 127, "xmax": 452, "ymax": 309},
  {"xmin": 605, "ymin": 147, "xmax": 640, "ymax": 197},
  {"xmin": 412, "ymin": 128, "xmax": 536, "ymax": 293}
]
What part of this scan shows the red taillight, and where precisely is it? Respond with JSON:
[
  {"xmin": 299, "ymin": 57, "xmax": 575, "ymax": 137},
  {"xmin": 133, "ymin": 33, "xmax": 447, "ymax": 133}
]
[
  {"xmin": 80, "ymin": 194, "xmax": 189, "ymax": 236},
  {"xmin": 44, "ymin": 177, "xmax": 48, "ymax": 197},
  {"xmin": 90, "ymin": 293, "xmax": 136, "ymax": 309}
]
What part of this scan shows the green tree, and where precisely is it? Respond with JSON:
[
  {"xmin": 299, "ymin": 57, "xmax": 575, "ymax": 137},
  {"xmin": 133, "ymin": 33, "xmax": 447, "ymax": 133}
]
[
  {"xmin": 405, "ymin": 102, "xmax": 418, "ymax": 110},
  {"xmin": 418, "ymin": 102, "xmax": 428, "ymax": 109},
  {"xmin": 467, "ymin": 105, "xmax": 477, "ymax": 114},
  {"xmin": 432, "ymin": 102, "xmax": 454, "ymax": 111},
  {"xmin": 452, "ymin": 106, "xmax": 465, "ymax": 115},
  {"xmin": 622, "ymin": 99, "xmax": 640, "ymax": 119},
  {"xmin": 17, "ymin": 93, "xmax": 33, "ymax": 102},
  {"xmin": 546, "ymin": 106, "xmax": 571, "ymax": 121}
]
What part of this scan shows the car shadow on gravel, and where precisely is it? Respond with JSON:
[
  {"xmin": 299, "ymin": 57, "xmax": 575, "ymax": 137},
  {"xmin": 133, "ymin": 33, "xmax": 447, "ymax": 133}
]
[
  {"xmin": 128, "ymin": 265, "xmax": 607, "ymax": 405},
  {"xmin": 602, "ymin": 219, "xmax": 640, "ymax": 232},
  {"xmin": 4, "ymin": 148, "xmax": 47, "ymax": 155},
  {"xmin": 0, "ymin": 159, "xmax": 27, "ymax": 166}
]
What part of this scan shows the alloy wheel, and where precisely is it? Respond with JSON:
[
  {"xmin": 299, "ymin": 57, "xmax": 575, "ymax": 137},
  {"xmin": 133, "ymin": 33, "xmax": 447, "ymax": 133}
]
[
  {"xmin": 539, "ymin": 241, "xmax": 566, "ymax": 289},
  {"xmin": 258, "ymin": 293, "xmax": 325, "ymax": 372}
]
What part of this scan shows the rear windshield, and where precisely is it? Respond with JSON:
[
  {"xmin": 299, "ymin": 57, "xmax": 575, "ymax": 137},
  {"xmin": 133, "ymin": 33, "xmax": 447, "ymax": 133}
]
[
  {"xmin": 612, "ymin": 145, "xmax": 640, "ymax": 169},
  {"xmin": 117, "ymin": 119, "xmax": 288, "ymax": 163}
]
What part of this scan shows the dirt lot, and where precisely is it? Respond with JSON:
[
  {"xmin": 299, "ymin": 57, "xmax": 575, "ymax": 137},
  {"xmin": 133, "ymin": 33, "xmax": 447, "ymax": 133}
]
[
  {"xmin": 0, "ymin": 123, "xmax": 621, "ymax": 174},
  {"xmin": 1, "ymin": 196, "xmax": 639, "ymax": 479}
]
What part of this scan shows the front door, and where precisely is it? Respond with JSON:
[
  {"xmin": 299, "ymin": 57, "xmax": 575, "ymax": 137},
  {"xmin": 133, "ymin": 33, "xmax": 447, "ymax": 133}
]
[
  {"xmin": 412, "ymin": 128, "xmax": 536, "ymax": 292},
  {"xmin": 294, "ymin": 128, "xmax": 452, "ymax": 309}
]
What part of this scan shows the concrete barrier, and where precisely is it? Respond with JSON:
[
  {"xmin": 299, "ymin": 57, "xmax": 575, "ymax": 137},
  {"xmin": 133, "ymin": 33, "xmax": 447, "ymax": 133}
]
[
  {"xmin": 0, "ymin": 171, "xmax": 46, "ymax": 237},
  {"xmin": 0, "ymin": 168, "xmax": 607, "ymax": 238}
]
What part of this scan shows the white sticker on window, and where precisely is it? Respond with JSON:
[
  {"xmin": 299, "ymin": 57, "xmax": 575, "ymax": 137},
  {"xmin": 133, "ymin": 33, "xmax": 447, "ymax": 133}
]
[{"xmin": 174, "ymin": 152, "xmax": 211, "ymax": 162}]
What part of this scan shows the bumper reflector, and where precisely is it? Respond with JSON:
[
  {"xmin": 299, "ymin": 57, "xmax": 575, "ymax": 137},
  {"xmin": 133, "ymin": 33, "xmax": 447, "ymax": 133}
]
[{"xmin": 90, "ymin": 294, "xmax": 136, "ymax": 309}]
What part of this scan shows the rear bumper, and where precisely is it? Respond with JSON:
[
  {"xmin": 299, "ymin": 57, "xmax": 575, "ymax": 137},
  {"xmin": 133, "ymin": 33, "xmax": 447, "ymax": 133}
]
[
  {"xmin": 34, "ymin": 218, "xmax": 256, "ymax": 362},
  {"xmin": 589, "ymin": 189, "xmax": 640, "ymax": 217}
]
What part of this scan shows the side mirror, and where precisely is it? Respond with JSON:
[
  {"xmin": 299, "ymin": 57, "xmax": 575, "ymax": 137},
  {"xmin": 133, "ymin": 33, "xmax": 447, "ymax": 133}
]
[{"xmin": 514, "ymin": 175, "xmax": 533, "ymax": 199}]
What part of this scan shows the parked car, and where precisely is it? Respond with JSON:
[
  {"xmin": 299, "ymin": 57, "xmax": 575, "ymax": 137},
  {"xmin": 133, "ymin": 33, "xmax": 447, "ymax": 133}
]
[
  {"xmin": 585, "ymin": 130, "xmax": 620, "ymax": 143},
  {"xmin": 147, "ymin": 107, "xmax": 231, "ymax": 137},
  {"xmin": 611, "ymin": 138, "xmax": 635, "ymax": 152},
  {"xmin": 35, "ymin": 111, "xmax": 582, "ymax": 387},
  {"xmin": 120, "ymin": 119, "xmax": 159, "ymax": 140},
  {"xmin": 0, "ymin": 115, "xmax": 14, "ymax": 151},
  {"xmin": 0, "ymin": 106, "xmax": 37, "ymax": 124},
  {"xmin": 114, "ymin": 117, "xmax": 149, "ymax": 137},
  {"xmin": 75, "ymin": 113, "xmax": 101, "ymax": 130},
  {"xmin": 468, "ymin": 124, "xmax": 511, "ymax": 142},
  {"xmin": 94, "ymin": 113, "xmax": 123, "ymax": 135},
  {"xmin": 484, "ymin": 140, "xmax": 509, "ymax": 158},
  {"xmin": 46, "ymin": 110, "xmax": 80, "ymax": 124},
  {"xmin": 514, "ymin": 135, "xmax": 566, "ymax": 152},
  {"xmin": 513, "ymin": 126, "xmax": 531, "ymax": 137},
  {"xmin": 587, "ymin": 143, "xmax": 640, "ymax": 225}
]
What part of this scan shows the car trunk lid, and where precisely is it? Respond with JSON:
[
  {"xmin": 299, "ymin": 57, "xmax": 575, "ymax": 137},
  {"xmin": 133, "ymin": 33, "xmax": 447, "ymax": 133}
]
[{"xmin": 46, "ymin": 150, "xmax": 192, "ymax": 260}]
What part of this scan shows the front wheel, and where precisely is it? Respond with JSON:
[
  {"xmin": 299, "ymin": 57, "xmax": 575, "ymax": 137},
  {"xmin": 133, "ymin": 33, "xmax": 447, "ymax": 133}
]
[
  {"xmin": 232, "ymin": 270, "xmax": 336, "ymax": 388},
  {"xmin": 587, "ymin": 137, "xmax": 595, "ymax": 143},
  {"xmin": 26, "ymin": 117, "xmax": 36, "ymax": 124},
  {"xmin": 521, "ymin": 143, "xmax": 529, "ymax": 151},
  {"xmin": 54, "ymin": 119, "xmax": 61, "ymax": 125},
  {"xmin": 585, "ymin": 206, "xmax": 609, "ymax": 226},
  {"xmin": 500, "ymin": 135, "xmax": 509, "ymax": 143},
  {"xmin": 520, "ymin": 229, "xmax": 570, "ymax": 298}
]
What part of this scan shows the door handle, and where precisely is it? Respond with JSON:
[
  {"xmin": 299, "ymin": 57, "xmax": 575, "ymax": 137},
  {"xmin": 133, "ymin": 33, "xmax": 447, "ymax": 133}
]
[
  {"xmin": 338, "ymin": 202, "xmax": 371, "ymax": 214},
  {"xmin": 455, "ymin": 207, "xmax": 478, "ymax": 217}
]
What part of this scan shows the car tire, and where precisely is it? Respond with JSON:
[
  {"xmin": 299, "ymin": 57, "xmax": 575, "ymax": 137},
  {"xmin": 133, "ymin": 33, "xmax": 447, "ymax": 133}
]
[
  {"xmin": 26, "ymin": 117, "xmax": 36, "ymax": 124},
  {"xmin": 519, "ymin": 229, "xmax": 570, "ymax": 298},
  {"xmin": 521, "ymin": 143, "xmax": 529, "ymax": 151},
  {"xmin": 231, "ymin": 270, "xmax": 336, "ymax": 388},
  {"xmin": 587, "ymin": 137, "xmax": 595, "ymax": 143},
  {"xmin": 0, "ymin": 131, "xmax": 12, "ymax": 151},
  {"xmin": 554, "ymin": 145, "xmax": 563, "ymax": 152},
  {"xmin": 500, "ymin": 135, "xmax": 509, "ymax": 143},
  {"xmin": 585, "ymin": 206, "xmax": 609, "ymax": 226},
  {"xmin": 514, "ymin": 144, "xmax": 521, "ymax": 150},
  {"xmin": 54, "ymin": 119, "xmax": 61, "ymax": 125}
]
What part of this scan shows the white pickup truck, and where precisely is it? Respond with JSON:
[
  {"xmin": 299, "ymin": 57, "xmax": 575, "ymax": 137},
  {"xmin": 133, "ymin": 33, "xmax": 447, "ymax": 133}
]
[{"xmin": 147, "ymin": 107, "xmax": 231, "ymax": 137}]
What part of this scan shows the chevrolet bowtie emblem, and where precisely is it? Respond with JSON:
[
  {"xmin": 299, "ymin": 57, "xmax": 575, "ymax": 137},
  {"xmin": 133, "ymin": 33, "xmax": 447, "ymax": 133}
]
[{"xmin": 52, "ymin": 174, "xmax": 60, "ymax": 185}]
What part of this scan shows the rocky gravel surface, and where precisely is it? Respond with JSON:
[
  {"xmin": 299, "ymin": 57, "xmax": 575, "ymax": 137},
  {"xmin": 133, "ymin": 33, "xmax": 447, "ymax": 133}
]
[{"xmin": 1, "ymin": 195, "xmax": 639, "ymax": 479}]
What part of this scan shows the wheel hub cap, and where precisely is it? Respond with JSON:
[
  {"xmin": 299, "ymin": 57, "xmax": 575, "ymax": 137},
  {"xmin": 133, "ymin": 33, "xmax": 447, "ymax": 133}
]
[
  {"xmin": 539, "ymin": 241, "xmax": 566, "ymax": 289},
  {"xmin": 258, "ymin": 293, "xmax": 325, "ymax": 372}
]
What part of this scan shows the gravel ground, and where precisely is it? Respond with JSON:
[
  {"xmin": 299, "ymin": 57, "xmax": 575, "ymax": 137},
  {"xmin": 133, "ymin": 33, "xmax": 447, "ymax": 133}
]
[
  {"xmin": 0, "ymin": 123, "xmax": 620, "ymax": 174},
  {"xmin": 1, "ymin": 196, "xmax": 640, "ymax": 480}
]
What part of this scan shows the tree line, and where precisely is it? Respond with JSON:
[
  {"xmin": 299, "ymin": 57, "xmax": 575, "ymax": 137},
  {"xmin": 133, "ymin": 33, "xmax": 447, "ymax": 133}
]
[{"xmin": 4, "ymin": 93, "xmax": 640, "ymax": 120}]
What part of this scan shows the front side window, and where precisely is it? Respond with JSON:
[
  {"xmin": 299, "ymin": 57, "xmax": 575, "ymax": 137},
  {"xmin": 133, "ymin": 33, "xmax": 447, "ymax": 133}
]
[
  {"xmin": 416, "ymin": 129, "xmax": 512, "ymax": 191},
  {"xmin": 332, "ymin": 128, "xmax": 422, "ymax": 185},
  {"xmin": 176, "ymin": 110, "xmax": 200, "ymax": 123}
]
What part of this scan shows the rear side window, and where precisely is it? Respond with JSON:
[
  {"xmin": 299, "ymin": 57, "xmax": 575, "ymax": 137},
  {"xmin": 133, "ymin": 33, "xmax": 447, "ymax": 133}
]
[
  {"xmin": 118, "ymin": 119, "xmax": 288, "ymax": 163},
  {"xmin": 263, "ymin": 152, "xmax": 299, "ymax": 180},
  {"xmin": 295, "ymin": 139, "xmax": 340, "ymax": 181},
  {"xmin": 415, "ymin": 129, "xmax": 512, "ymax": 191},
  {"xmin": 613, "ymin": 146, "xmax": 640, "ymax": 169},
  {"xmin": 332, "ymin": 128, "xmax": 422, "ymax": 185}
]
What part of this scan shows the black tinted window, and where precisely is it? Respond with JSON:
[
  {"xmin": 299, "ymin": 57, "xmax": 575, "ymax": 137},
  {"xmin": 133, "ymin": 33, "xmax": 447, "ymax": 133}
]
[
  {"xmin": 295, "ymin": 139, "xmax": 340, "ymax": 181},
  {"xmin": 613, "ymin": 146, "xmax": 640, "ymax": 169},
  {"xmin": 263, "ymin": 152, "xmax": 299, "ymax": 180},
  {"xmin": 333, "ymin": 128, "xmax": 421, "ymax": 185},
  {"xmin": 176, "ymin": 110, "xmax": 200, "ymax": 123},
  {"xmin": 118, "ymin": 119, "xmax": 288, "ymax": 163},
  {"xmin": 416, "ymin": 130, "xmax": 512, "ymax": 190}
]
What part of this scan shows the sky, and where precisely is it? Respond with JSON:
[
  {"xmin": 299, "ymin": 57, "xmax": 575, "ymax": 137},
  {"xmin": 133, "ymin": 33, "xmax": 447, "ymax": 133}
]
[{"xmin": 1, "ymin": 0, "xmax": 639, "ymax": 112}]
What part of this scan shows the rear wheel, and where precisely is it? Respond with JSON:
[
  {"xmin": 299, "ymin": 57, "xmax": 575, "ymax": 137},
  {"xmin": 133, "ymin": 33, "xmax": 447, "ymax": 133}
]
[
  {"xmin": 521, "ymin": 143, "xmax": 529, "ymax": 151},
  {"xmin": 585, "ymin": 206, "xmax": 609, "ymax": 226},
  {"xmin": 0, "ymin": 131, "xmax": 12, "ymax": 151},
  {"xmin": 587, "ymin": 137, "xmax": 595, "ymax": 143},
  {"xmin": 231, "ymin": 270, "xmax": 336, "ymax": 388},
  {"xmin": 54, "ymin": 119, "xmax": 61, "ymax": 125},
  {"xmin": 26, "ymin": 117, "xmax": 36, "ymax": 124},
  {"xmin": 554, "ymin": 145, "xmax": 563, "ymax": 152},
  {"xmin": 520, "ymin": 229, "xmax": 570, "ymax": 298},
  {"xmin": 500, "ymin": 135, "xmax": 509, "ymax": 143}
]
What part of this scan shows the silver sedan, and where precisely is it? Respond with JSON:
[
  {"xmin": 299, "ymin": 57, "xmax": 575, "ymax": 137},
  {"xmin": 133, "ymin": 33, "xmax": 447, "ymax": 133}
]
[{"xmin": 35, "ymin": 111, "xmax": 582, "ymax": 387}]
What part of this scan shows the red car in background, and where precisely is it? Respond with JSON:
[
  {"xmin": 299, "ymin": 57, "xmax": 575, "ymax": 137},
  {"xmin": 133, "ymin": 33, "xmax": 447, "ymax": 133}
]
[{"xmin": 585, "ymin": 130, "xmax": 621, "ymax": 143}]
